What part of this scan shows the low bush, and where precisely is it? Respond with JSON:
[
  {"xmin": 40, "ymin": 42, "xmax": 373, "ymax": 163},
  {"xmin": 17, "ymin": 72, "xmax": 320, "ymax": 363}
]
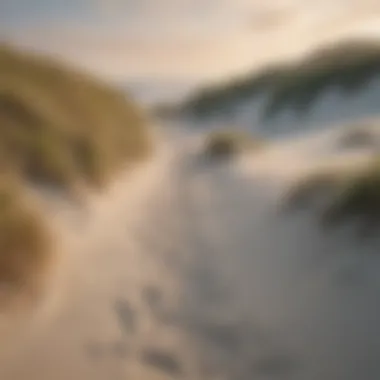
[{"xmin": 203, "ymin": 129, "xmax": 265, "ymax": 161}]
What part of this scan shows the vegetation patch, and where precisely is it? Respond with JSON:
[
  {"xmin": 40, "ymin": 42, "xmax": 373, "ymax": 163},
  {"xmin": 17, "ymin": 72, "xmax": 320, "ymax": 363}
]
[
  {"xmin": 262, "ymin": 39, "xmax": 380, "ymax": 119},
  {"xmin": 182, "ymin": 38, "xmax": 380, "ymax": 121},
  {"xmin": 282, "ymin": 170, "xmax": 345, "ymax": 212},
  {"xmin": 0, "ymin": 44, "xmax": 152, "ymax": 194},
  {"xmin": 283, "ymin": 159, "xmax": 380, "ymax": 238},
  {"xmin": 0, "ymin": 175, "xmax": 53, "ymax": 301},
  {"xmin": 320, "ymin": 162, "xmax": 380, "ymax": 233},
  {"xmin": 337, "ymin": 122, "xmax": 380, "ymax": 150},
  {"xmin": 181, "ymin": 65, "xmax": 287, "ymax": 119},
  {"xmin": 202, "ymin": 129, "xmax": 265, "ymax": 161},
  {"xmin": 0, "ymin": 44, "xmax": 153, "ymax": 303}
]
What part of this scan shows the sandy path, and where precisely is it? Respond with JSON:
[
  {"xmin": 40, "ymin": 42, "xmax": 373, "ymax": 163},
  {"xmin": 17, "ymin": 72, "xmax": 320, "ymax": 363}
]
[{"xmin": 0, "ymin": 135, "xmax": 194, "ymax": 380}]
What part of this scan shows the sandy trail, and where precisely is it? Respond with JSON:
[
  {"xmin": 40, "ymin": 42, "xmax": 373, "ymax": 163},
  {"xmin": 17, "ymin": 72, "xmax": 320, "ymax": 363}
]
[
  {"xmin": 0, "ymin": 136, "xmax": 191, "ymax": 380},
  {"xmin": 1, "ymin": 127, "xmax": 380, "ymax": 379}
]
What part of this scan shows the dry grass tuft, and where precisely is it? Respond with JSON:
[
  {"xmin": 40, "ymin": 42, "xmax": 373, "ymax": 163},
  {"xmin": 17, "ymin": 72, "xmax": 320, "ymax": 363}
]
[
  {"xmin": 0, "ymin": 176, "xmax": 53, "ymax": 304},
  {"xmin": 203, "ymin": 129, "xmax": 265, "ymax": 161}
]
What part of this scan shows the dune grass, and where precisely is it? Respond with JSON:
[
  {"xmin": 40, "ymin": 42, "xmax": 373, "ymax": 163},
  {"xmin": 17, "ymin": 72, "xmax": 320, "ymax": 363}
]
[
  {"xmin": 282, "ymin": 170, "xmax": 345, "ymax": 212},
  {"xmin": 320, "ymin": 162, "xmax": 380, "ymax": 233},
  {"xmin": 0, "ymin": 44, "xmax": 151, "ymax": 194},
  {"xmin": 0, "ymin": 175, "xmax": 53, "ymax": 297},
  {"xmin": 181, "ymin": 64, "xmax": 287, "ymax": 119},
  {"xmin": 203, "ymin": 129, "xmax": 265, "ymax": 160},
  {"xmin": 0, "ymin": 44, "xmax": 153, "ymax": 300},
  {"xmin": 182, "ymin": 38, "xmax": 380, "ymax": 121},
  {"xmin": 263, "ymin": 39, "xmax": 380, "ymax": 119},
  {"xmin": 283, "ymin": 158, "xmax": 380, "ymax": 238}
]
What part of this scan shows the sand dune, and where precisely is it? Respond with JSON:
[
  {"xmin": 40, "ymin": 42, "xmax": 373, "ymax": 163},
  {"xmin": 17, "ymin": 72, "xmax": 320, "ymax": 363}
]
[{"xmin": 0, "ymin": 125, "xmax": 380, "ymax": 379}]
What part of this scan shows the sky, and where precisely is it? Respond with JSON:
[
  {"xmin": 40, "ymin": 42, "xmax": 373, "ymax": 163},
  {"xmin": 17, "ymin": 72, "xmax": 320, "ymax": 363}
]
[{"xmin": 1, "ymin": 0, "xmax": 380, "ymax": 85}]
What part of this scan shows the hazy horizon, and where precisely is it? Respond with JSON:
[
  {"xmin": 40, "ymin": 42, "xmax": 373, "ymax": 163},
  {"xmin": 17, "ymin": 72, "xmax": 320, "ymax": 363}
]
[{"xmin": 2, "ymin": 1, "xmax": 380, "ymax": 86}]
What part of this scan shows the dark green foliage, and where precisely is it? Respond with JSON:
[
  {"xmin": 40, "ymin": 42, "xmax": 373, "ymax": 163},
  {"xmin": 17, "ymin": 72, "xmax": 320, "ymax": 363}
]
[{"xmin": 182, "ymin": 38, "xmax": 380, "ymax": 121}]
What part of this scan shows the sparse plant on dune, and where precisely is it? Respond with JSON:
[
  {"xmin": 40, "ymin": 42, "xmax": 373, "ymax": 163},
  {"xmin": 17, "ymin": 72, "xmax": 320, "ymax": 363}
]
[
  {"xmin": 337, "ymin": 122, "xmax": 379, "ymax": 150},
  {"xmin": 320, "ymin": 161, "xmax": 380, "ymax": 236},
  {"xmin": 203, "ymin": 129, "xmax": 265, "ymax": 161},
  {"xmin": 283, "ymin": 157, "xmax": 380, "ymax": 238},
  {"xmin": 282, "ymin": 170, "xmax": 345, "ymax": 212},
  {"xmin": 0, "ymin": 175, "xmax": 53, "ymax": 303}
]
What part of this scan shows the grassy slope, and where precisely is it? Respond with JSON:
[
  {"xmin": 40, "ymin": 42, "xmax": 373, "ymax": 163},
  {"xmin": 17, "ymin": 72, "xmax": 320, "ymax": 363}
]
[
  {"xmin": 283, "ymin": 155, "xmax": 380, "ymax": 239},
  {"xmin": 182, "ymin": 38, "xmax": 380, "ymax": 120},
  {"xmin": 0, "ymin": 44, "xmax": 151, "ymax": 296},
  {"xmin": 0, "ymin": 44, "xmax": 151, "ymax": 192},
  {"xmin": 182, "ymin": 64, "xmax": 287, "ymax": 118}
]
